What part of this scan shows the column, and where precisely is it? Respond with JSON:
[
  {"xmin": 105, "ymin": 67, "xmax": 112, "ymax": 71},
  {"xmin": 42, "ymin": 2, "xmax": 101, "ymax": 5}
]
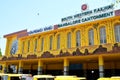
[
  {"xmin": 63, "ymin": 58, "xmax": 69, "ymax": 75},
  {"xmin": 18, "ymin": 61, "xmax": 23, "ymax": 74},
  {"xmin": 98, "ymin": 56, "xmax": 104, "ymax": 77},
  {"xmin": 38, "ymin": 60, "xmax": 43, "ymax": 75}
]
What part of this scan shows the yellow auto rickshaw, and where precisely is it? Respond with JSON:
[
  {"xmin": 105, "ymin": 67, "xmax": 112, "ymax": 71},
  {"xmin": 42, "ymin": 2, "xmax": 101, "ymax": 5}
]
[
  {"xmin": 97, "ymin": 77, "xmax": 110, "ymax": 80},
  {"xmin": 110, "ymin": 76, "xmax": 120, "ymax": 80},
  {"xmin": 7, "ymin": 74, "xmax": 23, "ymax": 80},
  {"xmin": 77, "ymin": 77, "xmax": 86, "ymax": 80},
  {"xmin": 55, "ymin": 76, "xmax": 86, "ymax": 80},
  {"xmin": 97, "ymin": 76, "xmax": 120, "ymax": 80},
  {"xmin": 33, "ymin": 75, "xmax": 54, "ymax": 80},
  {"xmin": 21, "ymin": 74, "xmax": 33, "ymax": 80},
  {"xmin": 0, "ymin": 73, "xmax": 33, "ymax": 80},
  {"xmin": 0, "ymin": 73, "xmax": 8, "ymax": 80},
  {"xmin": 0, "ymin": 73, "xmax": 22, "ymax": 80}
]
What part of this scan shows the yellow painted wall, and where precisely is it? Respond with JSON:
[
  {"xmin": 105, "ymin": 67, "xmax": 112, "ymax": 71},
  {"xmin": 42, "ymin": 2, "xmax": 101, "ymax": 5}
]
[
  {"xmin": 45, "ymin": 64, "xmax": 63, "ymax": 70},
  {"xmin": 5, "ymin": 36, "xmax": 18, "ymax": 56},
  {"xmin": 86, "ymin": 63, "xmax": 98, "ymax": 69},
  {"xmin": 1, "ymin": 10, "xmax": 120, "ymax": 75},
  {"xmin": 4, "ymin": 16, "xmax": 120, "ymax": 58}
]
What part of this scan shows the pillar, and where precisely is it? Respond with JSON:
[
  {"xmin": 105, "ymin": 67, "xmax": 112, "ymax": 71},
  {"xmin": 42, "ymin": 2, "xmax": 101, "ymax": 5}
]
[
  {"xmin": 38, "ymin": 60, "xmax": 43, "ymax": 75},
  {"xmin": 98, "ymin": 56, "xmax": 104, "ymax": 77},
  {"xmin": 63, "ymin": 58, "xmax": 69, "ymax": 75},
  {"xmin": 18, "ymin": 61, "xmax": 23, "ymax": 74}
]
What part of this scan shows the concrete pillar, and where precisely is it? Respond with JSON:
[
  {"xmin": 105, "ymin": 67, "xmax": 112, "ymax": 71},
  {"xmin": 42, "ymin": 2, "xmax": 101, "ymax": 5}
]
[
  {"xmin": 98, "ymin": 56, "xmax": 104, "ymax": 77},
  {"xmin": 38, "ymin": 60, "xmax": 43, "ymax": 75},
  {"xmin": 63, "ymin": 58, "xmax": 69, "ymax": 75},
  {"xmin": 18, "ymin": 61, "xmax": 23, "ymax": 74}
]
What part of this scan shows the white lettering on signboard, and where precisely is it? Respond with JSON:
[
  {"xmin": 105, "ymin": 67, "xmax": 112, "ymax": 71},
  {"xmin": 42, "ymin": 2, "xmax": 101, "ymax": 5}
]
[
  {"xmin": 28, "ymin": 4, "xmax": 116, "ymax": 35},
  {"xmin": 28, "ymin": 26, "xmax": 53, "ymax": 35}
]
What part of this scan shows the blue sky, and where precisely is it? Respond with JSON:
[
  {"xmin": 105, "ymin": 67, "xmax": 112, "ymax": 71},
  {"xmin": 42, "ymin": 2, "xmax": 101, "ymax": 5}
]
[{"xmin": 0, "ymin": 0, "xmax": 119, "ymax": 55}]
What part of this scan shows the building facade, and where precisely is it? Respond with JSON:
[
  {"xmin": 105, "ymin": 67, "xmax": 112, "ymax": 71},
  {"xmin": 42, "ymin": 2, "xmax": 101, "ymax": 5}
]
[{"xmin": 0, "ymin": 4, "xmax": 120, "ymax": 80}]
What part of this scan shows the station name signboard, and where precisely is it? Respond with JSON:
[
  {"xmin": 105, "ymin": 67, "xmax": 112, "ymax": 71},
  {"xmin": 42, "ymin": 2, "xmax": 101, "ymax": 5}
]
[
  {"xmin": 28, "ymin": 4, "xmax": 116, "ymax": 35},
  {"xmin": 58, "ymin": 4, "xmax": 115, "ymax": 28}
]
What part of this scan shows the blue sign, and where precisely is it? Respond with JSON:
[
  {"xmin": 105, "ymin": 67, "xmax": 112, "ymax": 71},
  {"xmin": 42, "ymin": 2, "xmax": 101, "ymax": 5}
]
[{"xmin": 28, "ymin": 26, "xmax": 53, "ymax": 35}]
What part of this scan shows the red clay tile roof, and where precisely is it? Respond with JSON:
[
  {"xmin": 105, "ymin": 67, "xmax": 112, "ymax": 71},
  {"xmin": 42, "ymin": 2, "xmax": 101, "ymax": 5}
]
[{"xmin": 4, "ymin": 29, "xmax": 27, "ymax": 38}]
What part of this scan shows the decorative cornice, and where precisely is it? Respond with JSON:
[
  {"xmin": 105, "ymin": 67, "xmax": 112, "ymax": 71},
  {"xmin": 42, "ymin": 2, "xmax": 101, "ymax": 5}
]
[
  {"xmin": 41, "ymin": 51, "xmax": 54, "ymax": 58},
  {"xmin": 1, "ymin": 43, "xmax": 120, "ymax": 61},
  {"xmin": 27, "ymin": 54, "xmax": 37, "ymax": 59},
  {"xmin": 93, "ymin": 45, "xmax": 107, "ymax": 54}
]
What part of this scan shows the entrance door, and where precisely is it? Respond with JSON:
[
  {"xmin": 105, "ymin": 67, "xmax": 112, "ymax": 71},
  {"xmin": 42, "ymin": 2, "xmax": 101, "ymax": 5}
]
[
  {"xmin": 86, "ymin": 69, "xmax": 99, "ymax": 80},
  {"xmin": 69, "ymin": 64, "xmax": 84, "ymax": 77},
  {"xmin": 45, "ymin": 70, "xmax": 62, "ymax": 75}
]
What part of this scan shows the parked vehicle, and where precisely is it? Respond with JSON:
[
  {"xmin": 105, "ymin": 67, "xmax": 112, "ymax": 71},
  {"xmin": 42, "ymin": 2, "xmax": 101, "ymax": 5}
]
[
  {"xmin": 98, "ymin": 76, "xmax": 120, "ymax": 80},
  {"xmin": 55, "ymin": 76, "xmax": 86, "ymax": 80},
  {"xmin": 0, "ymin": 73, "xmax": 33, "ymax": 80},
  {"xmin": 21, "ymin": 74, "xmax": 33, "ymax": 80},
  {"xmin": 0, "ymin": 73, "xmax": 86, "ymax": 80},
  {"xmin": 33, "ymin": 75, "xmax": 54, "ymax": 80},
  {"xmin": 0, "ymin": 73, "xmax": 22, "ymax": 80},
  {"xmin": 33, "ymin": 75, "xmax": 86, "ymax": 80},
  {"xmin": 0, "ymin": 73, "xmax": 8, "ymax": 80}
]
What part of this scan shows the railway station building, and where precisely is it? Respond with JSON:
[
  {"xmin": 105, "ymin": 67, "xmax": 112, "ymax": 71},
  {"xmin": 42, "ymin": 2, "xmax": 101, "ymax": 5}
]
[{"xmin": 0, "ymin": 4, "xmax": 120, "ymax": 80}]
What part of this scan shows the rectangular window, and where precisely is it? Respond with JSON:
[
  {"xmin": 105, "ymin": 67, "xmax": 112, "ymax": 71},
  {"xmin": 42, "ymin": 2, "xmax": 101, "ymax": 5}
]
[
  {"xmin": 41, "ymin": 38, "xmax": 44, "ymax": 51},
  {"xmin": 100, "ymin": 27, "xmax": 106, "ymax": 44}
]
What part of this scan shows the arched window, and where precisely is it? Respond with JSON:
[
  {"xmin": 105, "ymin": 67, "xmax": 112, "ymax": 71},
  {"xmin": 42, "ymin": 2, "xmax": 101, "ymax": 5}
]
[
  {"xmin": 89, "ymin": 29, "xmax": 94, "ymax": 45},
  {"xmin": 41, "ymin": 38, "xmax": 44, "ymax": 51},
  {"xmin": 100, "ymin": 27, "xmax": 106, "ymax": 44},
  {"xmin": 67, "ymin": 32, "xmax": 71, "ymax": 48},
  {"xmin": 76, "ymin": 30, "xmax": 80, "ymax": 47},
  {"xmin": 34, "ymin": 39, "xmax": 38, "ymax": 52},
  {"xmin": 114, "ymin": 24, "xmax": 120, "ymax": 42},
  {"xmin": 57, "ymin": 34, "xmax": 60, "ymax": 49},
  {"xmin": 49, "ymin": 36, "xmax": 53, "ymax": 50},
  {"xmin": 28, "ymin": 40, "xmax": 30, "ymax": 52}
]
